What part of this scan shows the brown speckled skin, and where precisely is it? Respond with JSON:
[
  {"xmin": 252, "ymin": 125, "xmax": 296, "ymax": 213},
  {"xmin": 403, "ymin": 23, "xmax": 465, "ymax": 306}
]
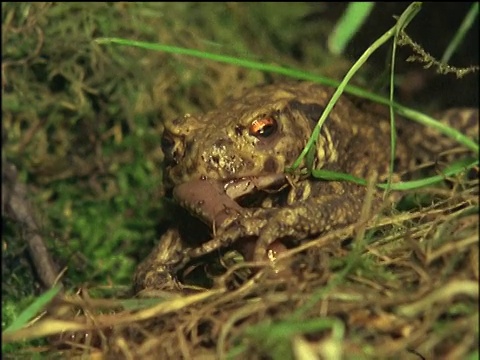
[
  {"xmin": 162, "ymin": 82, "xmax": 394, "ymax": 185},
  {"xmin": 134, "ymin": 82, "xmax": 478, "ymax": 292}
]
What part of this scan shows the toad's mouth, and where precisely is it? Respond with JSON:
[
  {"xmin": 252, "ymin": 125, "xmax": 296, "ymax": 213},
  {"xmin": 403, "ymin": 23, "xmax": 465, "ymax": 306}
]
[
  {"xmin": 223, "ymin": 173, "xmax": 287, "ymax": 200},
  {"xmin": 172, "ymin": 173, "xmax": 287, "ymax": 227}
]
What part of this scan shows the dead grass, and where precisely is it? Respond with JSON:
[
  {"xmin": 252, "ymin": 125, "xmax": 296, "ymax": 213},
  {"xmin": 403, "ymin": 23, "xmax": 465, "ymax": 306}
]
[{"xmin": 3, "ymin": 180, "xmax": 478, "ymax": 359}]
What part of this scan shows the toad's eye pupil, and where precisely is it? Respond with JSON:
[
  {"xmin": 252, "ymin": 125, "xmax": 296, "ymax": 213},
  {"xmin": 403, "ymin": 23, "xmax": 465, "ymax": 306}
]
[{"xmin": 249, "ymin": 117, "xmax": 277, "ymax": 138}]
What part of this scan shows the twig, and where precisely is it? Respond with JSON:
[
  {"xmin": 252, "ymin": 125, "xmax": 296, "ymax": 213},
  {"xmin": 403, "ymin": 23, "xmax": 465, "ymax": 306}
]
[{"xmin": 2, "ymin": 160, "xmax": 62, "ymax": 290}]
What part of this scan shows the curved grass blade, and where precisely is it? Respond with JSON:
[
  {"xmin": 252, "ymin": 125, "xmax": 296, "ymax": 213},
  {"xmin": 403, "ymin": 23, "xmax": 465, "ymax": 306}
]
[{"xmin": 312, "ymin": 157, "xmax": 478, "ymax": 191}]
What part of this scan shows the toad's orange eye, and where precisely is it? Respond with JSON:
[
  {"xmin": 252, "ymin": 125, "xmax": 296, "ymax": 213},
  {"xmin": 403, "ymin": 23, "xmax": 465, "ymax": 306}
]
[{"xmin": 249, "ymin": 117, "xmax": 277, "ymax": 138}]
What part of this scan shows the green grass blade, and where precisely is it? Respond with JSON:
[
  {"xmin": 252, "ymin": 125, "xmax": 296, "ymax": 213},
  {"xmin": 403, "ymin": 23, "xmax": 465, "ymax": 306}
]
[
  {"xmin": 386, "ymin": 2, "xmax": 423, "ymax": 192},
  {"xmin": 328, "ymin": 2, "xmax": 375, "ymax": 55},
  {"xmin": 395, "ymin": 2, "xmax": 422, "ymax": 37},
  {"xmin": 3, "ymin": 285, "xmax": 62, "ymax": 333},
  {"xmin": 95, "ymin": 37, "xmax": 339, "ymax": 87},
  {"xmin": 312, "ymin": 157, "xmax": 478, "ymax": 191},
  {"xmin": 441, "ymin": 2, "xmax": 479, "ymax": 63}
]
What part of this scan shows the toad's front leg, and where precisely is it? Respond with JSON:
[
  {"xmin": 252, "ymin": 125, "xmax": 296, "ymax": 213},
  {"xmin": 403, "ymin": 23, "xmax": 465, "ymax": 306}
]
[{"xmin": 134, "ymin": 179, "xmax": 246, "ymax": 293}]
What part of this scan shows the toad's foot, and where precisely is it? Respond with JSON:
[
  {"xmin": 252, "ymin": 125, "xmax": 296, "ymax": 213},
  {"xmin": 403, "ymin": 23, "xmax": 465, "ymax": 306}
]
[{"xmin": 133, "ymin": 228, "xmax": 187, "ymax": 294}]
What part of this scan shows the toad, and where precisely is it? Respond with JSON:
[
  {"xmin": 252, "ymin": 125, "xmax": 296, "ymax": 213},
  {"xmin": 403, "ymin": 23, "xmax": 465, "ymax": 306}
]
[{"xmin": 134, "ymin": 82, "xmax": 477, "ymax": 292}]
